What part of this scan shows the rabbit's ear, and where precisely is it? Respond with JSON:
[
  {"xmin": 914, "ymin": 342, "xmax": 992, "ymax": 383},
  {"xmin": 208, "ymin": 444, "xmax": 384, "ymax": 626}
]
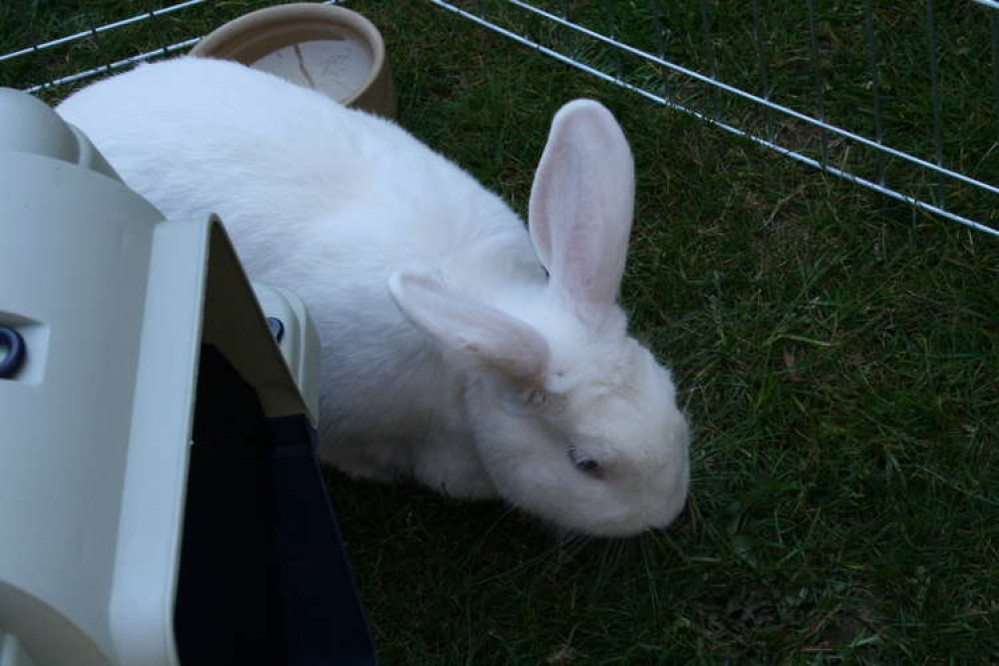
[
  {"xmin": 389, "ymin": 271, "xmax": 549, "ymax": 386},
  {"xmin": 528, "ymin": 99, "xmax": 635, "ymax": 327}
]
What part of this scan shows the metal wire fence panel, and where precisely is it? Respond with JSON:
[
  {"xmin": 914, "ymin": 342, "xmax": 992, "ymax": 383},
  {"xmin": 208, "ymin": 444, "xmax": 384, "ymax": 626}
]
[
  {"xmin": 0, "ymin": 1, "xmax": 275, "ymax": 96},
  {"xmin": 428, "ymin": 0, "xmax": 999, "ymax": 236},
  {"xmin": 2, "ymin": 0, "xmax": 997, "ymax": 236}
]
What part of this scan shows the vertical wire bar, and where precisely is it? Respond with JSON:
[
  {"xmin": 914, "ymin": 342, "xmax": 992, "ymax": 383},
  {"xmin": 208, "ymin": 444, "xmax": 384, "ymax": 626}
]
[
  {"xmin": 652, "ymin": 0, "xmax": 670, "ymax": 100},
  {"xmin": 699, "ymin": 0, "xmax": 721, "ymax": 118},
  {"xmin": 147, "ymin": 8, "xmax": 165, "ymax": 59},
  {"xmin": 806, "ymin": 0, "xmax": 829, "ymax": 166},
  {"xmin": 926, "ymin": 0, "xmax": 946, "ymax": 204},
  {"xmin": 143, "ymin": 7, "xmax": 178, "ymax": 62},
  {"xmin": 864, "ymin": 0, "xmax": 886, "ymax": 185},
  {"xmin": 86, "ymin": 23, "xmax": 112, "ymax": 79},
  {"xmin": 560, "ymin": 0, "xmax": 577, "ymax": 58},
  {"xmin": 992, "ymin": 9, "xmax": 999, "ymax": 143},
  {"xmin": 600, "ymin": 0, "xmax": 624, "ymax": 80},
  {"xmin": 752, "ymin": 0, "xmax": 774, "ymax": 141}
]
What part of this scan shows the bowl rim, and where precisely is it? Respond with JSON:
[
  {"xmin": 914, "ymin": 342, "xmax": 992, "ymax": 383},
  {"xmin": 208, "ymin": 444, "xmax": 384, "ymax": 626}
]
[{"xmin": 190, "ymin": 3, "xmax": 387, "ymax": 108}]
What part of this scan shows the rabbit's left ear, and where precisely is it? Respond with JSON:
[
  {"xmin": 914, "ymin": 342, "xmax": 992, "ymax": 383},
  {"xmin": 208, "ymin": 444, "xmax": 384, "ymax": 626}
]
[
  {"xmin": 389, "ymin": 271, "xmax": 549, "ymax": 386},
  {"xmin": 528, "ymin": 99, "xmax": 635, "ymax": 328}
]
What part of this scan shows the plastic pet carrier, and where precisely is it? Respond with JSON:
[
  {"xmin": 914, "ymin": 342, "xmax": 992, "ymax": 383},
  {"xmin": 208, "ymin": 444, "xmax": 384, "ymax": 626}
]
[{"xmin": 0, "ymin": 88, "xmax": 377, "ymax": 666}]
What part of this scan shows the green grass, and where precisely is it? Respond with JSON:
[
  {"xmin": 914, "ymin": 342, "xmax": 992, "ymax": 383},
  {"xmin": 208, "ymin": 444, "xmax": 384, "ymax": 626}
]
[{"xmin": 3, "ymin": 1, "xmax": 998, "ymax": 663}]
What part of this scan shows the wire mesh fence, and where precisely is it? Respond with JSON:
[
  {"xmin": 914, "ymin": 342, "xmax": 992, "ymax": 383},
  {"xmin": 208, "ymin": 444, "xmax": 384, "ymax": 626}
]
[{"xmin": 2, "ymin": 0, "xmax": 997, "ymax": 236}]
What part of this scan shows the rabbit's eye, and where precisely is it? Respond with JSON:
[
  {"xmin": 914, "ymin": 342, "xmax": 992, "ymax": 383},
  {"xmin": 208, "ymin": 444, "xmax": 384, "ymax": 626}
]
[{"xmin": 568, "ymin": 446, "xmax": 601, "ymax": 475}]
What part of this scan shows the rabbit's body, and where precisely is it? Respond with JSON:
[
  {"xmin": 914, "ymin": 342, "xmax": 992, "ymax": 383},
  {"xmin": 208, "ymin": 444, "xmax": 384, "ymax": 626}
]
[{"xmin": 58, "ymin": 57, "xmax": 690, "ymax": 536}]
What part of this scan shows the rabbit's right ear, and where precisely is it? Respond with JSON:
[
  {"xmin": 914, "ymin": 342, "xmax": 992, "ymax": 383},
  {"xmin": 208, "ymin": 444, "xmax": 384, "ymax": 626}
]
[
  {"xmin": 389, "ymin": 271, "xmax": 549, "ymax": 387},
  {"xmin": 528, "ymin": 99, "xmax": 635, "ymax": 328}
]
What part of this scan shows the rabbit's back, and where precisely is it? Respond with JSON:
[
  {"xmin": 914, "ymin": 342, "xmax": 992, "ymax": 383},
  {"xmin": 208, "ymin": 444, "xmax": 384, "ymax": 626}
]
[{"xmin": 57, "ymin": 57, "xmax": 529, "ymax": 284}]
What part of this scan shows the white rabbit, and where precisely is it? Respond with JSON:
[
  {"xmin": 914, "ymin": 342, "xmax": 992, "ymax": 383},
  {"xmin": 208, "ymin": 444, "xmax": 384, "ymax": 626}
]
[{"xmin": 57, "ymin": 56, "xmax": 689, "ymax": 537}]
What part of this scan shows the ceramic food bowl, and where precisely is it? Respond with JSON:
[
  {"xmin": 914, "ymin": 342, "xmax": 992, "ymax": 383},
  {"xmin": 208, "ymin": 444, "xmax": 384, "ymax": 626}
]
[{"xmin": 191, "ymin": 3, "xmax": 396, "ymax": 118}]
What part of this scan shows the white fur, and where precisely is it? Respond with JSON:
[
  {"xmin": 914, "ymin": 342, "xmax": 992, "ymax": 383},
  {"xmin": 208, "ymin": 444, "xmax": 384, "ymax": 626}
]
[{"xmin": 57, "ymin": 57, "xmax": 690, "ymax": 536}]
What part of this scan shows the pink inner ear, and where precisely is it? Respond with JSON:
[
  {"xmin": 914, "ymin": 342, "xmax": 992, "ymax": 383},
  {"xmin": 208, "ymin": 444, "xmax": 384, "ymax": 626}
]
[
  {"xmin": 529, "ymin": 100, "xmax": 635, "ymax": 325},
  {"xmin": 389, "ymin": 271, "xmax": 550, "ymax": 385}
]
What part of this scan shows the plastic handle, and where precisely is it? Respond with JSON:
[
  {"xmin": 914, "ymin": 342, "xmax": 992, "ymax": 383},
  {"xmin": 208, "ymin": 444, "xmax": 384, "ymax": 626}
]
[{"xmin": 0, "ymin": 325, "xmax": 25, "ymax": 379}]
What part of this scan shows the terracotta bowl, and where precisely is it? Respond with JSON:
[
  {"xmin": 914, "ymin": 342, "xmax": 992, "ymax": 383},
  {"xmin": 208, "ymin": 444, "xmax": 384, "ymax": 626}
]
[{"xmin": 190, "ymin": 3, "xmax": 396, "ymax": 118}]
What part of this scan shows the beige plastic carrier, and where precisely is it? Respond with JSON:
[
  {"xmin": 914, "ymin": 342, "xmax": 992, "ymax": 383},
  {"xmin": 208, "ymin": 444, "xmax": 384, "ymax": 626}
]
[{"xmin": 0, "ymin": 88, "xmax": 375, "ymax": 666}]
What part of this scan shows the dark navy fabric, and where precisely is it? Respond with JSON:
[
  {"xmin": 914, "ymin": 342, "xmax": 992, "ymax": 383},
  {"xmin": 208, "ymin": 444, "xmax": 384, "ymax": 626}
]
[{"xmin": 174, "ymin": 345, "xmax": 376, "ymax": 665}]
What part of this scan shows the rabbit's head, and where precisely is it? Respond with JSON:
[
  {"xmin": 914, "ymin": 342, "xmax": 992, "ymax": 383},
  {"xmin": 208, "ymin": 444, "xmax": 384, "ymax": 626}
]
[{"xmin": 390, "ymin": 100, "xmax": 689, "ymax": 536}]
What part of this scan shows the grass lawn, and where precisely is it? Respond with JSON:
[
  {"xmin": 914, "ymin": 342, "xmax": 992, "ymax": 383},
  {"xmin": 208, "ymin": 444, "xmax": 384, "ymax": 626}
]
[{"xmin": 3, "ymin": 1, "xmax": 998, "ymax": 663}]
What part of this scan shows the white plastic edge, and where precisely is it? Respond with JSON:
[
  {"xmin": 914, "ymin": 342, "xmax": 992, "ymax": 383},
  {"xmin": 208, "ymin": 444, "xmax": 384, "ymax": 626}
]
[
  {"xmin": 107, "ymin": 216, "xmax": 211, "ymax": 666},
  {"xmin": 251, "ymin": 283, "xmax": 320, "ymax": 424}
]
